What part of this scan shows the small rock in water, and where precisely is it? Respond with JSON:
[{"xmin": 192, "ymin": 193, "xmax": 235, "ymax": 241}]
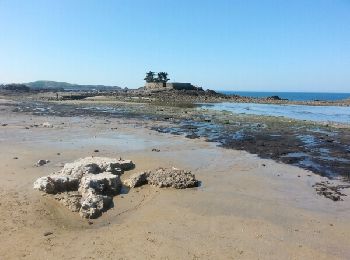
[
  {"xmin": 94, "ymin": 149, "xmax": 99, "ymax": 153},
  {"xmin": 13, "ymin": 157, "xmax": 18, "ymax": 160},
  {"xmin": 152, "ymin": 148, "xmax": 160, "ymax": 152},
  {"xmin": 2, "ymin": 123, "xmax": 8, "ymax": 126},
  {"xmin": 35, "ymin": 159, "xmax": 50, "ymax": 167}
]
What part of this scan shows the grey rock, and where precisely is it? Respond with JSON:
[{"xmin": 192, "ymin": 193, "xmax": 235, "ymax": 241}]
[
  {"xmin": 79, "ymin": 189, "xmax": 113, "ymax": 219},
  {"xmin": 79, "ymin": 172, "xmax": 122, "ymax": 196},
  {"xmin": 33, "ymin": 175, "xmax": 79, "ymax": 194},
  {"xmin": 60, "ymin": 157, "xmax": 134, "ymax": 179},
  {"xmin": 33, "ymin": 157, "xmax": 134, "ymax": 218},
  {"xmin": 124, "ymin": 171, "xmax": 149, "ymax": 188},
  {"xmin": 147, "ymin": 167, "xmax": 199, "ymax": 189},
  {"xmin": 35, "ymin": 159, "xmax": 50, "ymax": 167}
]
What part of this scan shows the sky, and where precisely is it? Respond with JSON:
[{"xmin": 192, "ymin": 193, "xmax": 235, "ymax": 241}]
[{"xmin": 0, "ymin": 0, "xmax": 349, "ymax": 92}]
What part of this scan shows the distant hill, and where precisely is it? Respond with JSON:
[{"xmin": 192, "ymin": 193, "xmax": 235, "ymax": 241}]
[{"xmin": 26, "ymin": 80, "xmax": 122, "ymax": 91}]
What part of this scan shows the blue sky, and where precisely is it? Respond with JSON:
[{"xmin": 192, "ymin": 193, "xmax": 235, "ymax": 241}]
[{"xmin": 0, "ymin": 0, "xmax": 349, "ymax": 92}]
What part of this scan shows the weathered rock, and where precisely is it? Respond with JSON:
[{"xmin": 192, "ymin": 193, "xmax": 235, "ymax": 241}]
[
  {"xmin": 60, "ymin": 157, "xmax": 134, "ymax": 179},
  {"xmin": 79, "ymin": 172, "xmax": 122, "ymax": 196},
  {"xmin": 33, "ymin": 175, "xmax": 79, "ymax": 194},
  {"xmin": 79, "ymin": 189, "xmax": 113, "ymax": 219},
  {"xmin": 124, "ymin": 171, "xmax": 149, "ymax": 188},
  {"xmin": 147, "ymin": 167, "xmax": 199, "ymax": 189},
  {"xmin": 33, "ymin": 157, "xmax": 134, "ymax": 218},
  {"xmin": 35, "ymin": 159, "xmax": 50, "ymax": 167}
]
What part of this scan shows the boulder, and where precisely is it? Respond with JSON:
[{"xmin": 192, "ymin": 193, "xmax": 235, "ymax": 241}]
[
  {"xmin": 147, "ymin": 167, "xmax": 199, "ymax": 189},
  {"xmin": 79, "ymin": 172, "xmax": 122, "ymax": 196},
  {"xmin": 33, "ymin": 175, "xmax": 79, "ymax": 194},
  {"xmin": 33, "ymin": 157, "xmax": 134, "ymax": 218},
  {"xmin": 34, "ymin": 157, "xmax": 200, "ymax": 219},
  {"xmin": 124, "ymin": 168, "xmax": 199, "ymax": 189},
  {"xmin": 124, "ymin": 171, "xmax": 149, "ymax": 188},
  {"xmin": 60, "ymin": 157, "xmax": 134, "ymax": 179},
  {"xmin": 79, "ymin": 189, "xmax": 113, "ymax": 219}
]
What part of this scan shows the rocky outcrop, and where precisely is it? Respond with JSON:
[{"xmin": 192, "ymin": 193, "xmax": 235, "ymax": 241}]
[
  {"xmin": 124, "ymin": 167, "xmax": 199, "ymax": 189},
  {"xmin": 34, "ymin": 157, "xmax": 200, "ymax": 219},
  {"xmin": 34, "ymin": 157, "xmax": 134, "ymax": 218}
]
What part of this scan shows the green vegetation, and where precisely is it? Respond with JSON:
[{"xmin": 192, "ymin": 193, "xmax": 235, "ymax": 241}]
[{"xmin": 144, "ymin": 71, "xmax": 170, "ymax": 83}]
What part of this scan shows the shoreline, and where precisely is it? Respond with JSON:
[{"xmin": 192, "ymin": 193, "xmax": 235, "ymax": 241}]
[
  {"xmin": 1, "ymin": 105, "xmax": 350, "ymax": 259},
  {"xmin": 3, "ymin": 96, "xmax": 349, "ymax": 181}
]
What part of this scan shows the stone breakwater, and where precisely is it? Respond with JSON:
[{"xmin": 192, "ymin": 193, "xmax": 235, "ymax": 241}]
[{"xmin": 34, "ymin": 157, "xmax": 199, "ymax": 218}]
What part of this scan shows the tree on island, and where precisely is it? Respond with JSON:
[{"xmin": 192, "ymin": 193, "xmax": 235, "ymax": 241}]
[
  {"xmin": 144, "ymin": 71, "xmax": 156, "ymax": 83},
  {"xmin": 144, "ymin": 71, "xmax": 170, "ymax": 83},
  {"xmin": 157, "ymin": 72, "xmax": 170, "ymax": 83}
]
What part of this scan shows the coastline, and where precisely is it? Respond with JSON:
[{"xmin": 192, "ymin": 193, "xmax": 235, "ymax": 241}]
[
  {"xmin": 1, "ymin": 103, "xmax": 350, "ymax": 259},
  {"xmin": 3, "ymin": 95, "xmax": 349, "ymax": 180}
]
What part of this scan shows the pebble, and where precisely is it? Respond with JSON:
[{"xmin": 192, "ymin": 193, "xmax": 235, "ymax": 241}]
[{"xmin": 43, "ymin": 231, "xmax": 53, "ymax": 236}]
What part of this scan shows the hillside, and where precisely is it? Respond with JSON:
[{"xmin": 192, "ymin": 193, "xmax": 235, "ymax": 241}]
[{"xmin": 26, "ymin": 80, "xmax": 122, "ymax": 91}]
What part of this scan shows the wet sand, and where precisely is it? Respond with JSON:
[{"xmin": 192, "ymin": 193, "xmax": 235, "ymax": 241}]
[{"xmin": 1, "ymin": 102, "xmax": 350, "ymax": 259}]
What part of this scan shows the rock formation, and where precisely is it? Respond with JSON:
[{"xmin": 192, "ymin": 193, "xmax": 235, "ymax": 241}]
[
  {"xmin": 34, "ymin": 157, "xmax": 134, "ymax": 218},
  {"xmin": 34, "ymin": 157, "xmax": 199, "ymax": 219}
]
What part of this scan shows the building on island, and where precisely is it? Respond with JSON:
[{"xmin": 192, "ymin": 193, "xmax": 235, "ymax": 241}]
[{"xmin": 143, "ymin": 71, "xmax": 201, "ymax": 91}]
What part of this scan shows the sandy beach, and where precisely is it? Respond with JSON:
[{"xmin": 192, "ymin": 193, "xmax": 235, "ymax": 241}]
[{"xmin": 1, "ymin": 99, "xmax": 350, "ymax": 259}]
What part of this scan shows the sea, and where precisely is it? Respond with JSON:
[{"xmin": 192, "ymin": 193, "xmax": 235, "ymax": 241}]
[
  {"xmin": 218, "ymin": 91, "xmax": 350, "ymax": 102},
  {"xmin": 202, "ymin": 91, "xmax": 350, "ymax": 124}
]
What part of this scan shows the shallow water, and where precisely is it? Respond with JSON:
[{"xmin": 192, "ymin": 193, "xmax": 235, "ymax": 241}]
[
  {"xmin": 200, "ymin": 102, "xmax": 350, "ymax": 124},
  {"xmin": 218, "ymin": 91, "xmax": 350, "ymax": 101}
]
